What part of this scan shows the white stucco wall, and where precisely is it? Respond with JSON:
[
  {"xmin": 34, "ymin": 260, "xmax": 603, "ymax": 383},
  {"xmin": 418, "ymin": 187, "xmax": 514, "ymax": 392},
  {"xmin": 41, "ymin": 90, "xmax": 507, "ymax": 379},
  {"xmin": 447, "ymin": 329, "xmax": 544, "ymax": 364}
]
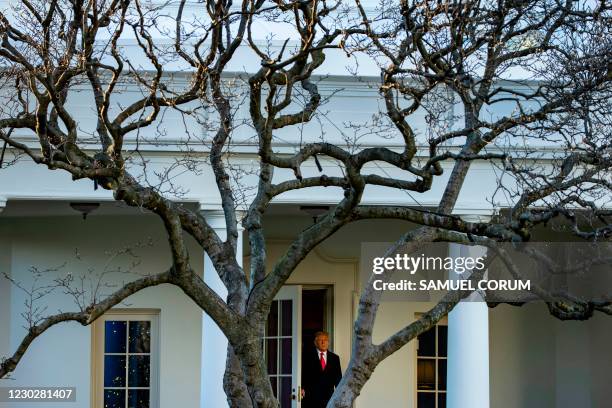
[
  {"xmin": 555, "ymin": 320, "xmax": 592, "ymax": 407},
  {"xmin": 587, "ymin": 312, "xmax": 612, "ymax": 408},
  {"xmin": 489, "ymin": 303, "xmax": 612, "ymax": 408},
  {"xmin": 489, "ymin": 303, "xmax": 556, "ymax": 408},
  {"xmin": 0, "ymin": 215, "xmax": 203, "ymax": 408}
]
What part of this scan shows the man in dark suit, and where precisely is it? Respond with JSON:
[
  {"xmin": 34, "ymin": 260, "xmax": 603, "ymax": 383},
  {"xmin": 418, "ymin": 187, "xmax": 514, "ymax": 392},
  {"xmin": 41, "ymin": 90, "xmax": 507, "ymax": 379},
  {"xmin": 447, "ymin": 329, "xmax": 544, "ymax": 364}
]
[{"xmin": 301, "ymin": 331, "xmax": 342, "ymax": 408}]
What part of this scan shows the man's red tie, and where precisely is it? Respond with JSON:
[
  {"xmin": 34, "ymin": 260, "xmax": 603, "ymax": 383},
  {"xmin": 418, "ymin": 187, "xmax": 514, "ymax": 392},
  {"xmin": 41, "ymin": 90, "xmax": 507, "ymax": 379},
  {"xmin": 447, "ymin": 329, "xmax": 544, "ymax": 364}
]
[{"xmin": 320, "ymin": 352, "xmax": 326, "ymax": 370}]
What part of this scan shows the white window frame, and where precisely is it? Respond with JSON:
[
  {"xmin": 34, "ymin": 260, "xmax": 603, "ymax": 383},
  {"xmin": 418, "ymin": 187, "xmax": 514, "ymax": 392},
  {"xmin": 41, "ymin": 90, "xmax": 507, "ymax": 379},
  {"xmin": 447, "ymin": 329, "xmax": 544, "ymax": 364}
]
[
  {"xmin": 414, "ymin": 314, "xmax": 448, "ymax": 408},
  {"xmin": 91, "ymin": 309, "xmax": 160, "ymax": 408}
]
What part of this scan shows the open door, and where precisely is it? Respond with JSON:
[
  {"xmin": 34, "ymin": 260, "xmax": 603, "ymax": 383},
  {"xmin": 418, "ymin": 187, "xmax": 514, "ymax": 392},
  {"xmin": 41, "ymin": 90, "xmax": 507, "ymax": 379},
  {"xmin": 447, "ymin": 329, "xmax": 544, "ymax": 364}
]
[{"xmin": 265, "ymin": 285, "xmax": 302, "ymax": 408}]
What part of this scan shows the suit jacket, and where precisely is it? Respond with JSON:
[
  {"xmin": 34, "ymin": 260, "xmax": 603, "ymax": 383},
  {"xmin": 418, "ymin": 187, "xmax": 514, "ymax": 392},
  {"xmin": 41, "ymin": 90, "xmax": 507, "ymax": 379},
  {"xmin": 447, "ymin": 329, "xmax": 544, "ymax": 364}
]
[{"xmin": 302, "ymin": 348, "xmax": 342, "ymax": 408}]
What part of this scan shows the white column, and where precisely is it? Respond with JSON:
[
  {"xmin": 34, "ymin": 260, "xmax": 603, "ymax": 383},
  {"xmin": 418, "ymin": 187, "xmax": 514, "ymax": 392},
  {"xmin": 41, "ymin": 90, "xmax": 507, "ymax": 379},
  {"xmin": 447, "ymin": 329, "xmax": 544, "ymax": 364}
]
[
  {"xmin": 200, "ymin": 208, "xmax": 243, "ymax": 408},
  {"xmin": 447, "ymin": 214, "xmax": 490, "ymax": 408}
]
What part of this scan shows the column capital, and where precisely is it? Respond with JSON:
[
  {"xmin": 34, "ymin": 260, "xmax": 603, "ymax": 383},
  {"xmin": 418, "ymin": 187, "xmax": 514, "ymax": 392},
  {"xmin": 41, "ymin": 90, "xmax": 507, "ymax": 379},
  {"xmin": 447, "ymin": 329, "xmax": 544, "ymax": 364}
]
[
  {"xmin": 199, "ymin": 201, "xmax": 223, "ymax": 214},
  {"xmin": 199, "ymin": 205, "xmax": 245, "ymax": 232}
]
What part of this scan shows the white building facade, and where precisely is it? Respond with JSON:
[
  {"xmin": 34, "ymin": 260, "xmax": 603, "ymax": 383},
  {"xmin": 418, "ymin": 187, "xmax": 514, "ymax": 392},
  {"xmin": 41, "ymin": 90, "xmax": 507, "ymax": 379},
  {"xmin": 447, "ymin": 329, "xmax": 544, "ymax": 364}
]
[{"xmin": 0, "ymin": 1, "xmax": 611, "ymax": 408}]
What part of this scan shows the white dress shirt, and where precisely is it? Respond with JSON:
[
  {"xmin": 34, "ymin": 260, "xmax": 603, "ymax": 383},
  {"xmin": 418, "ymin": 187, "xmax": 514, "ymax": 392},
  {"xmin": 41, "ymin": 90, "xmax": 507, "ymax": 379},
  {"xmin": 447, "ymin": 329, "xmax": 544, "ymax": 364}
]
[{"xmin": 317, "ymin": 349, "xmax": 327, "ymax": 364}]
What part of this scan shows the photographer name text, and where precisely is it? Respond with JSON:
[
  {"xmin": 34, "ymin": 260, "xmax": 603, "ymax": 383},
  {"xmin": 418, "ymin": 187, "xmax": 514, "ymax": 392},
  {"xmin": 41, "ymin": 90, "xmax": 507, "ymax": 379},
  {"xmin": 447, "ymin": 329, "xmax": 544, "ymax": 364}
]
[{"xmin": 372, "ymin": 279, "xmax": 531, "ymax": 291}]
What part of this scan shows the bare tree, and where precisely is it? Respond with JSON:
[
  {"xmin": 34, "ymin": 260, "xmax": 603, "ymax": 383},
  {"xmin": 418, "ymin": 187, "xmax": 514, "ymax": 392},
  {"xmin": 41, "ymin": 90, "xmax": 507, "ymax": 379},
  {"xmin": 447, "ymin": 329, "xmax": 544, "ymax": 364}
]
[{"xmin": 0, "ymin": 0, "xmax": 610, "ymax": 407}]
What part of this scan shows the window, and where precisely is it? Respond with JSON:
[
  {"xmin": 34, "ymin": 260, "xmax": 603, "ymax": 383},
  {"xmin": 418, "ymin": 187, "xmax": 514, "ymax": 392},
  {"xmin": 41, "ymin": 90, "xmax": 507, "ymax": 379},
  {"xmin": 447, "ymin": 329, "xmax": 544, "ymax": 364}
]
[
  {"xmin": 415, "ymin": 317, "xmax": 447, "ymax": 408},
  {"xmin": 263, "ymin": 299, "xmax": 293, "ymax": 408},
  {"xmin": 93, "ymin": 310, "xmax": 159, "ymax": 408}
]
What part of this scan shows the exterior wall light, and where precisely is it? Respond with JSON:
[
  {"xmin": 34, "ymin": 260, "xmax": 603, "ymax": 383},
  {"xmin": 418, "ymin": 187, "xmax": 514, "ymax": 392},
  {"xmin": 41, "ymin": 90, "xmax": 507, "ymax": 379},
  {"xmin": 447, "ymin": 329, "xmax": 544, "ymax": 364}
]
[
  {"xmin": 69, "ymin": 202, "xmax": 100, "ymax": 220},
  {"xmin": 300, "ymin": 205, "xmax": 330, "ymax": 223}
]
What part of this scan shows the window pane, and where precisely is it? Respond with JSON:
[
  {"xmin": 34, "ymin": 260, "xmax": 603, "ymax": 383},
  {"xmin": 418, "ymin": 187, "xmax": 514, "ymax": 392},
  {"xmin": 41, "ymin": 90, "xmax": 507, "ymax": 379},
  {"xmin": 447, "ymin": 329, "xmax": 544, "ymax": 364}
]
[
  {"xmin": 105, "ymin": 321, "xmax": 127, "ymax": 353},
  {"xmin": 417, "ymin": 392, "xmax": 435, "ymax": 408},
  {"xmin": 269, "ymin": 376, "xmax": 278, "ymax": 397},
  {"xmin": 266, "ymin": 339, "xmax": 278, "ymax": 375},
  {"xmin": 438, "ymin": 393, "xmax": 446, "ymax": 408},
  {"xmin": 417, "ymin": 359, "xmax": 436, "ymax": 390},
  {"xmin": 129, "ymin": 321, "xmax": 151, "ymax": 353},
  {"xmin": 128, "ymin": 355, "xmax": 150, "ymax": 387},
  {"xmin": 281, "ymin": 338, "xmax": 292, "ymax": 374},
  {"xmin": 438, "ymin": 359, "xmax": 447, "ymax": 391},
  {"xmin": 267, "ymin": 301, "xmax": 278, "ymax": 337},
  {"xmin": 438, "ymin": 326, "xmax": 448, "ymax": 357},
  {"xmin": 281, "ymin": 300, "xmax": 292, "ymax": 336},
  {"xmin": 417, "ymin": 327, "xmax": 435, "ymax": 357},
  {"xmin": 280, "ymin": 376, "xmax": 292, "ymax": 408},
  {"xmin": 128, "ymin": 389, "xmax": 150, "ymax": 408},
  {"xmin": 104, "ymin": 355, "xmax": 126, "ymax": 387},
  {"xmin": 104, "ymin": 389, "xmax": 125, "ymax": 408}
]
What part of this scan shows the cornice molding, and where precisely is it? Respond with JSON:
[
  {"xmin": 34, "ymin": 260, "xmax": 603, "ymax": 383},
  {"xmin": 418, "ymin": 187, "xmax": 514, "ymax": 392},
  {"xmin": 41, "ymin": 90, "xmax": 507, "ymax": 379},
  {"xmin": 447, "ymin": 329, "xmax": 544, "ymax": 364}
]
[{"xmin": 4, "ymin": 135, "xmax": 577, "ymax": 161}]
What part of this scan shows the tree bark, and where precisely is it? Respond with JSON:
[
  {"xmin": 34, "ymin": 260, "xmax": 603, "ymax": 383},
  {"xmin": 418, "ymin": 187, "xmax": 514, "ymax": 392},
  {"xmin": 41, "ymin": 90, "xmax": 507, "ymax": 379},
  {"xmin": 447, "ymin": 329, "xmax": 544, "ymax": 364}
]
[
  {"xmin": 234, "ymin": 333, "xmax": 279, "ymax": 408},
  {"xmin": 224, "ymin": 346, "xmax": 254, "ymax": 408}
]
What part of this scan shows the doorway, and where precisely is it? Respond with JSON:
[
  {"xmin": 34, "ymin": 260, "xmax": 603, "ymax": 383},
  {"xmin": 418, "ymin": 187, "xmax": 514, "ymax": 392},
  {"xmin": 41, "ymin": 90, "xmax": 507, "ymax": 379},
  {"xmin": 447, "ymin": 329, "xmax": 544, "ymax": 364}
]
[
  {"xmin": 301, "ymin": 286, "xmax": 333, "ymax": 355},
  {"xmin": 264, "ymin": 285, "xmax": 334, "ymax": 408}
]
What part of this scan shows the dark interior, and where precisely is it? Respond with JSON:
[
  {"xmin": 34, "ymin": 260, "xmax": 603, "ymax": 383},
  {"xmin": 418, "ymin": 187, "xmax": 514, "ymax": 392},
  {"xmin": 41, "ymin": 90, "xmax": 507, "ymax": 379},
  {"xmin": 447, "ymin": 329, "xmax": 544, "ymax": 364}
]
[{"xmin": 301, "ymin": 288, "xmax": 329, "ymax": 355}]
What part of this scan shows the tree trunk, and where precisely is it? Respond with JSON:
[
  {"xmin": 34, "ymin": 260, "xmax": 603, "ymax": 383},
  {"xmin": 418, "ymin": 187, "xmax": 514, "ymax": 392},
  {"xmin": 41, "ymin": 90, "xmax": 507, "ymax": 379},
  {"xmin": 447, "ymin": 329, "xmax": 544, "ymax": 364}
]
[
  {"xmin": 224, "ymin": 346, "xmax": 254, "ymax": 408},
  {"xmin": 234, "ymin": 335, "xmax": 279, "ymax": 408},
  {"xmin": 327, "ymin": 359, "xmax": 374, "ymax": 408}
]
